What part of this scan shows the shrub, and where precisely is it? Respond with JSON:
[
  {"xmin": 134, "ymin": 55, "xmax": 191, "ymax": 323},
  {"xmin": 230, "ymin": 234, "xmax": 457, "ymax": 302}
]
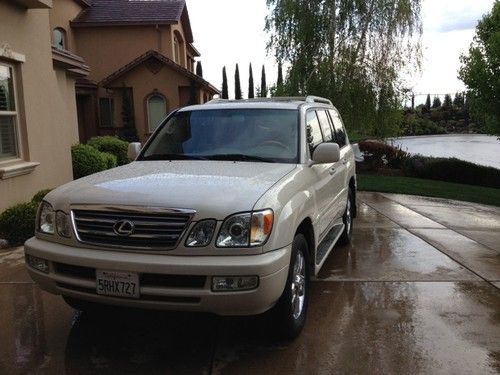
[
  {"xmin": 87, "ymin": 136, "xmax": 129, "ymax": 166},
  {"xmin": 358, "ymin": 141, "xmax": 409, "ymax": 170},
  {"xmin": 402, "ymin": 155, "xmax": 500, "ymax": 188},
  {"xmin": 71, "ymin": 144, "xmax": 109, "ymax": 179},
  {"xmin": 31, "ymin": 189, "xmax": 52, "ymax": 205},
  {"xmin": 0, "ymin": 202, "xmax": 37, "ymax": 246},
  {"xmin": 101, "ymin": 152, "xmax": 118, "ymax": 170}
]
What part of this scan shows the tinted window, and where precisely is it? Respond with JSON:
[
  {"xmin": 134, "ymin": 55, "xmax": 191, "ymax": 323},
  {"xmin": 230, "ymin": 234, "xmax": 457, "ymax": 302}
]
[
  {"xmin": 329, "ymin": 110, "xmax": 347, "ymax": 148},
  {"xmin": 306, "ymin": 111, "xmax": 323, "ymax": 155},
  {"xmin": 317, "ymin": 110, "xmax": 333, "ymax": 142},
  {"xmin": 142, "ymin": 109, "xmax": 299, "ymax": 163}
]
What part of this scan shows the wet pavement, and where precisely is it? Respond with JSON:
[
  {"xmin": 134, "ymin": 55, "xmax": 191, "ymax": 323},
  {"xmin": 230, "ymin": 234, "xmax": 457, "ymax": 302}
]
[{"xmin": 1, "ymin": 192, "xmax": 499, "ymax": 374}]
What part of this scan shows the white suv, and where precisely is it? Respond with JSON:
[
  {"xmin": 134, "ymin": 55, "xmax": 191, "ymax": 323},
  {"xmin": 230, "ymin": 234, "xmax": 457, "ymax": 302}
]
[{"xmin": 25, "ymin": 96, "xmax": 356, "ymax": 338}]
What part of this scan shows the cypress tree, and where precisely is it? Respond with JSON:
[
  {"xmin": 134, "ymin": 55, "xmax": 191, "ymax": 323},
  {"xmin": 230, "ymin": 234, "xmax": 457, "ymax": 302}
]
[
  {"xmin": 248, "ymin": 63, "xmax": 255, "ymax": 99},
  {"xmin": 443, "ymin": 94, "xmax": 452, "ymax": 109},
  {"xmin": 196, "ymin": 61, "xmax": 203, "ymax": 77},
  {"xmin": 222, "ymin": 66, "xmax": 228, "ymax": 99},
  {"xmin": 234, "ymin": 64, "xmax": 242, "ymax": 100},
  {"xmin": 432, "ymin": 96, "xmax": 442, "ymax": 108},
  {"xmin": 260, "ymin": 65, "xmax": 267, "ymax": 98},
  {"xmin": 425, "ymin": 94, "xmax": 431, "ymax": 110},
  {"xmin": 277, "ymin": 62, "xmax": 283, "ymax": 88}
]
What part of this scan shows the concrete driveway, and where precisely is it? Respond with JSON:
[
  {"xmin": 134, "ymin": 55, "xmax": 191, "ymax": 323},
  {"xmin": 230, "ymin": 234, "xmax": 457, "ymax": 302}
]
[{"xmin": 1, "ymin": 192, "xmax": 499, "ymax": 374}]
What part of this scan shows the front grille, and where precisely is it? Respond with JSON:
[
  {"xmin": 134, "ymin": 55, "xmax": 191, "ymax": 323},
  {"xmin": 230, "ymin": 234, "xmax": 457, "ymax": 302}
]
[
  {"xmin": 56, "ymin": 282, "xmax": 201, "ymax": 304},
  {"xmin": 54, "ymin": 262, "xmax": 207, "ymax": 289},
  {"xmin": 72, "ymin": 208, "xmax": 193, "ymax": 250}
]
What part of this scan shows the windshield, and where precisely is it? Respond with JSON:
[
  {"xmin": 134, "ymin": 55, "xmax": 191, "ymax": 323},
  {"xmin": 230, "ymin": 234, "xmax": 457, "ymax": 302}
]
[{"xmin": 140, "ymin": 109, "xmax": 299, "ymax": 163}]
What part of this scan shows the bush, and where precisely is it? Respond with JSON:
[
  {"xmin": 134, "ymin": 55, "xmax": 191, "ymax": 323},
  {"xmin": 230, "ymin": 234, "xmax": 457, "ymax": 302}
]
[
  {"xmin": 358, "ymin": 141, "xmax": 409, "ymax": 170},
  {"xmin": 31, "ymin": 189, "xmax": 52, "ymax": 205},
  {"xmin": 0, "ymin": 202, "xmax": 37, "ymax": 246},
  {"xmin": 402, "ymin": 156, "xmax": 500, "ymax": 188},
  {"xmin": 101, "ymin": 152, "xmax": 118, "ymax": 169},
  {"xmin": 71, "ymin": 144, "xmax": 109, "ymax": 179},
  {"xmin": 87, "ymin": 136, "xmax": 129, "ymax": 166},
  {"xmin": 402, "ymin": 114, "xmax": 446, "ymax": 136}
]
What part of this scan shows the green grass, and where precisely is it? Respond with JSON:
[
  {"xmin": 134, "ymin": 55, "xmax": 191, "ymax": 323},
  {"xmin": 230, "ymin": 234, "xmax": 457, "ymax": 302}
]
[{"xmin": 357, "ymin": 174, "xmax": 500, "ymax": 207}]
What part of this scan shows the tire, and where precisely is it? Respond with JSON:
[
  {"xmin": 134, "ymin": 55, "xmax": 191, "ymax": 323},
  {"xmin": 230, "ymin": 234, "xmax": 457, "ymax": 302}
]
[
  {"xmin": 271, "ymin": 233, "xmax": 310, "ymax": 340},
  {"xmin": 338, "ymin": 188, "xmax": 354, "ymax": 245}
]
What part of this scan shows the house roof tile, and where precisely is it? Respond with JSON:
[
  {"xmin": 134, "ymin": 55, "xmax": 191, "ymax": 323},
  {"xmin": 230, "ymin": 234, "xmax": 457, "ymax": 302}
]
[{"xmin": 72, "ymin": 0, "xmax": 185, "ymax": 26}]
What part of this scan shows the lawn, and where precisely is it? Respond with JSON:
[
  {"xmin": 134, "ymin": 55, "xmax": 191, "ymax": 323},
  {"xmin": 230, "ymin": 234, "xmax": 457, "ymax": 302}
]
[{"xmin": 357, "ymin": 174, "xmax": 500, "ymax": 207}]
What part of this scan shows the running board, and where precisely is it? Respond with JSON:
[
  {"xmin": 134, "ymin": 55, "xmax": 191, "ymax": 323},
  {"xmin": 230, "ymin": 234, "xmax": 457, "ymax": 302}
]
[{"xmin": 315, "ymin": 223, "xmax": 344, "ymax": 269}]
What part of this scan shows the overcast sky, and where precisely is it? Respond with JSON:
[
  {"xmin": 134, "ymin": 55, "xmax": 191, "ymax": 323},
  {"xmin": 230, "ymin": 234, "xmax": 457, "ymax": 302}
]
[{"xmin": 186, "ymin": 0, "xmax": 495, "ymax": 102}]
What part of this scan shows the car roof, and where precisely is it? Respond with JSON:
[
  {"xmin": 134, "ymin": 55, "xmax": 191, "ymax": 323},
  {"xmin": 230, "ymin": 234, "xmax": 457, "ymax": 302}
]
[{"xmin": 178, "ymin": 96, "xmax": 335, "ymax": 112}]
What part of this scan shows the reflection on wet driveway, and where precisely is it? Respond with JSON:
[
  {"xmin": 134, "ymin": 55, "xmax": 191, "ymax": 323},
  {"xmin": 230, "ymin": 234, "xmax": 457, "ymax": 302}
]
[{"xmin": 0, "ymin": 193, "xmax": 499, "ymax": 374}]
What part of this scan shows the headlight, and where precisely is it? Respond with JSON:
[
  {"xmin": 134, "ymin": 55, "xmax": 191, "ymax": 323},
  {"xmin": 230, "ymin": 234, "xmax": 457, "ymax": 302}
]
[
  {"xmin": 217, "ymin": 209, "xmax": 273, "ymax": 248},
  {"xmin": 56, "ymin": 211, "xmax": 72, "ymax": 238},
  {"xmin": 185, "ymin": 219, "xmax": 216, "ymax": 247},
  {"xmin": 38, "ymin": 202, "xmax": 55, "ymax": 234}
]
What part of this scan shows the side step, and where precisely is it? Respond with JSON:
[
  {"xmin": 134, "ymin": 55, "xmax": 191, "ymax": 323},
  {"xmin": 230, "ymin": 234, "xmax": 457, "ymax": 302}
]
[{"xmin": 315, "ymin": 224, "xmax": 344, "ymax": 266}]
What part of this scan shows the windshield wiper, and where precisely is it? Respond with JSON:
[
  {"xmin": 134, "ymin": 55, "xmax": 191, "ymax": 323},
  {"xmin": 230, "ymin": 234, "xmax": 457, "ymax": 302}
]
[
  {"xmin": 205, "ymin": 154, "xmax": 277, "ymax": 163},
  {"xmin": 140, "ymin": 154, "xmax": 209, "ymax": 161}
]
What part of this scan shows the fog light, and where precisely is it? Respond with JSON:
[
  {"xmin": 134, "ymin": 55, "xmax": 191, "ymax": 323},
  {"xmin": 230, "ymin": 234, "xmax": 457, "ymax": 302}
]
[
  {"xmin": 26, "ymin": 255, "xmax": 49, "ymax": 274},
  {"xmin": 212, "ymin": 276, "xmax": 259, "ymax": 292}
]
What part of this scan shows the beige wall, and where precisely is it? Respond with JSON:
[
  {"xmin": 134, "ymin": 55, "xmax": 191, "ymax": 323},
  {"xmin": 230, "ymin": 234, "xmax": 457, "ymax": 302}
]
[
  {"xmin": 74, "ymin": 24, "xmax": 180, "ymax": 82},
  {"xmin": 49, "ymin": 0, "xmax": 83, "ymax": 51},
  {"xmin": 0, "ymin": 2, "xmax": 80, "ymax": 212},
  {"xmin": 108, "ymin": 63, "xmax": 192, "ymax": 141}
]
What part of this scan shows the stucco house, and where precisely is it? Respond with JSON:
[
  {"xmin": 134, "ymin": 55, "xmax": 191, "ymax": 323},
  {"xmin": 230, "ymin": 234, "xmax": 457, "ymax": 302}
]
[
  {"xmin": 70, "ymin": 0, "xmax": 219, "ymax": 142},
  {"xmin": 0, "ymin": 0, "xmax": 218, "ymax": 212},
  {"xmin": 0, "ymin": 0, "xmax": 90, "ymax": 212}
]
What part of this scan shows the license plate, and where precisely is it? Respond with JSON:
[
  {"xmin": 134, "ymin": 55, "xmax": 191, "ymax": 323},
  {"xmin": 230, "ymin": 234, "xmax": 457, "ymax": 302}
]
[{"xmin": 96, "ymin": 270, "xmax": 140, "ymax": 299}]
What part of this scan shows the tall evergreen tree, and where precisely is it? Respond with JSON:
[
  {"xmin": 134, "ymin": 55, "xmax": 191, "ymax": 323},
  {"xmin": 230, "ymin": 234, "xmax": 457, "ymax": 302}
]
[
  {"xmin": 432, "ymin": 96, "xmax": 442, "ymax": 108},
  {"xmin": 425, "ymin": 94, "xmax": 431, "ymax": 111},
  {"xmin": 121, "ymin": 86, "xmax": 138, "ymax": 142},
  {"xmin": 260, "ymin": 65, "xmax": 267, "ymax": 98},
  {"xmin": 453, "ymin": 92, "xmax": 464, "ymax": 107},
  {"xmin": 277, "ymin": 62, "xmax": 283, "ymax": 88},
  {"xmin": 234, "ymin": 64, "xmax": 242, "ymax": 99},
  {"xmin": 248, "ymin": 63, "xmax": 255, "ymax": 99},
  {"xmin": 196, "ymin": 61, "xmax": 203, "ymax": 77},
  {"xmin": 443, "ymin": 94, "xmax": 453, "ymax": 109},
  {"xmin": 222, "ymin": 66, "xmax": 228, "ymax": 99}
]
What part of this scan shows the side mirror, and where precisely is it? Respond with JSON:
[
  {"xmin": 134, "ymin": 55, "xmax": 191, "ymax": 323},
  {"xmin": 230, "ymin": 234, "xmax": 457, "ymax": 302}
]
[
  {"xmin": 127, "ymin": 142, "xmax": 142, "ymax": 161},
  {"xmin": 310, "ymin": 143, "xmax": 340, "ymax": 165}
]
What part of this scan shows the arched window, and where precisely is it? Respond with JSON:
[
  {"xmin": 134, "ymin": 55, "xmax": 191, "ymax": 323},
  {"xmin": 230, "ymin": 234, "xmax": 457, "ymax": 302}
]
[
  {"xmin": 173, "ymin": 35, "xmax": 180, "ymax": 64},
  {"xmin": 147, "ymin": 94, "xmax": 166, "ymax": 132},
  {"xmin": 53, "ymin": 28, "xmax": 66, "ymax": 50}
]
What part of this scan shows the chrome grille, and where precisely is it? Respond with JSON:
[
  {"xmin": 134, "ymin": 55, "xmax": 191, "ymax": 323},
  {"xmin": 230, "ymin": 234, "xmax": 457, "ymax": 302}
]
[{"xmin": 71, "ymin": 207, "xmax": 194, "ymax": 250}]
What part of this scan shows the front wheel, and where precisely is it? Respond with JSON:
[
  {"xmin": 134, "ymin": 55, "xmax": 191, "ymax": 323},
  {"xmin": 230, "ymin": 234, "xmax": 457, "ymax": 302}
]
[
  {"xmin": 271, "ymin": 233, "xmax": 310, "ymax": 340},
  {"xmin": 338, "ymin": 188, "xmax": 354, "ymax": 245}
]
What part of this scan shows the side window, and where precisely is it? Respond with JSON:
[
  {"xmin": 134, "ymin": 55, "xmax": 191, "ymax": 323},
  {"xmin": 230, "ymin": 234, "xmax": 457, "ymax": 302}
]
[
  {"xmin": 328, "ymin": 109, "xmax": 347, "ymax": 148},
  {"xmin": 306, "ymin": 111, "xmax": 323, "ymax": 155},
  {"xmin": 316, "ymin": 110, "xmax": 333, "ymax": 142},
  {"xmin": 99, "ymin": 98, "xmax": 114, "ymax": 128}
]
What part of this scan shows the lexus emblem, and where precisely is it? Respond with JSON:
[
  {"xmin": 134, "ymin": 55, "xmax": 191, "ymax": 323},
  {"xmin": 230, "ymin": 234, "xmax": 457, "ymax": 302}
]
[{"xmin": 113, "ymin": 220, "xmax": 135, "ymax": 236}]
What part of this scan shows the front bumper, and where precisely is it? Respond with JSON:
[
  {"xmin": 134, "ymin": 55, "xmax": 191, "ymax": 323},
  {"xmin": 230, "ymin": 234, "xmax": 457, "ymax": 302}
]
[{"xmin": 24, "ymin": 237, "xmax": 291, "ymax": 316}]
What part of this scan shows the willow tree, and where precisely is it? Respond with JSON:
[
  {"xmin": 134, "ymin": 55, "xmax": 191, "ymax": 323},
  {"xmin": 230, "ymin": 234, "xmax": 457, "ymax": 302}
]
[{"xmin": 265, "ymin": 0, "xmax": 422, "ymax": 137}]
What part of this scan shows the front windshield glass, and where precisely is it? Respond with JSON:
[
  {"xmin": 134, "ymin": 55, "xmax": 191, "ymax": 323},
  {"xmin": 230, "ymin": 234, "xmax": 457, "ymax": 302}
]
[{"xmin": 140, "ymin": 109, "xmax": 299, "ymax": 163}]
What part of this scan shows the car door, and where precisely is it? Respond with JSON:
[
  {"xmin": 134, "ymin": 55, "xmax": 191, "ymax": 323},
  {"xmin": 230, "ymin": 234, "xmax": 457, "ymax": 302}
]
[
  {"xmin": 307, "ymin": 110, "xmax": 343, "ymax": 239},
  {"xmin": 316, "ymin": 110, "xmax": 346, "ymax": 226},
  {"xmin": 328, "ymin": 109, "xmax": 351, "ymax": 217}
]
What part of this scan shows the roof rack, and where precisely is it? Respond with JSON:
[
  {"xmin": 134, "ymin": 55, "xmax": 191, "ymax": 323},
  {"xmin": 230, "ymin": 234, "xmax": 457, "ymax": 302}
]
[
  {"xmin": 305, "ymin": 96, "xmax": 333, "ymax": 106},
  {"xmin": 205, "ymin": 95, "xmax": 333, "ymax": 106}
]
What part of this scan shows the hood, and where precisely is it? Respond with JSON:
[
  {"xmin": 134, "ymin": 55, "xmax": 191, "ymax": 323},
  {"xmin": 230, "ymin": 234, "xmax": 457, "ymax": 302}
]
[{"xmin": 46, "ymin": 161, "xmax": 296, "ymax": 219}]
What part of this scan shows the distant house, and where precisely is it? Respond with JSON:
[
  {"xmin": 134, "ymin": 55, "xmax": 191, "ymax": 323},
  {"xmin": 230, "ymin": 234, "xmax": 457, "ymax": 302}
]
[
  {"xmin": 70, "ymin": 0, "xmax": 219, "ymax": 142},
  {"xmin": 0, "ymin": 0, "xmax": 90, "ymax": 212}
]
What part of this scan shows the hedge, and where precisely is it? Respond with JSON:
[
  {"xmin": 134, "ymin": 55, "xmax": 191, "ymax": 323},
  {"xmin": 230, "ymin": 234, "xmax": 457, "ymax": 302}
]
[
  {"xmin": 0, "ymin": 202, "xmax": 37, "ymax": 246},
  {"xmin": 402, "ymin": 156, "xmax": 500, "ymax": 189},
  {"xmin": 87, "ymin": 136, "xmax": 129, "ymax": 166},
  {"xmin": 71, "ymin": 144, "xmax": 116, "ymax": 179},
  {"xmin": 31, "ymin": 189, "xmax": 52, "ymax": 205}
]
